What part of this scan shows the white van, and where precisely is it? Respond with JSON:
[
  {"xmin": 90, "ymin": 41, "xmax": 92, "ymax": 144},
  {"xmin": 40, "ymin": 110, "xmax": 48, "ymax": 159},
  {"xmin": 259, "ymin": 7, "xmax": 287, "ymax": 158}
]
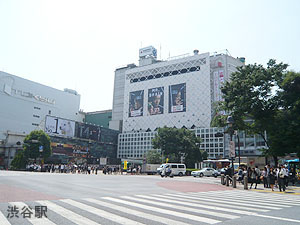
[{"xmin": 158, "ymin": 163, "xmax": 186, "ymax": 176}]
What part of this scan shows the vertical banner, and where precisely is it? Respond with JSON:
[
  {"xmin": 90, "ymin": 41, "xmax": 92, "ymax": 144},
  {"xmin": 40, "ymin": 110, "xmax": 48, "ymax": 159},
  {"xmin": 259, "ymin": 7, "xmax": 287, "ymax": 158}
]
[
  {"xmin": 148, "ymin": 87, "xmax": 164, "ymax": 115},
  {"xmin": 214, "ymin": 70, "xmax": 225, "ymax": 102},
  {"xmin": 169, "ymin": 83, "xmax": 186, "ymax": 113},
  {"xmin": 129, "ymin": 90, "xmax": 144, "ymax": 117}
]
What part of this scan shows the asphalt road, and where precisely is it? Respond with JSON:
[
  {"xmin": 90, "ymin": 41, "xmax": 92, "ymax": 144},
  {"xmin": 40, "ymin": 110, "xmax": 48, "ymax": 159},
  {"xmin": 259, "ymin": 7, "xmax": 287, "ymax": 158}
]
[{"xmin": 1, "ymin": 170, "xmax": 300, "ymax": 225}]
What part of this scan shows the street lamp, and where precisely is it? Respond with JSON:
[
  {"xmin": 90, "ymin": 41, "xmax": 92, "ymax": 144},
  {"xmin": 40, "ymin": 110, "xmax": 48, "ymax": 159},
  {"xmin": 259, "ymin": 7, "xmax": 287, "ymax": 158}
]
[{"xmin": 227, "ymin": 116, "xmax": 235, "ymax": 177}]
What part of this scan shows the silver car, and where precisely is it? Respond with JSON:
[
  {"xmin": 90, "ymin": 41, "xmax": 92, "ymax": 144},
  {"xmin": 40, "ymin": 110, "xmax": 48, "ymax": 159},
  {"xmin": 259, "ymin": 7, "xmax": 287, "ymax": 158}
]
[{"xmin": 191, "ymin": 167, "xmax": 217, "ymax": 177}]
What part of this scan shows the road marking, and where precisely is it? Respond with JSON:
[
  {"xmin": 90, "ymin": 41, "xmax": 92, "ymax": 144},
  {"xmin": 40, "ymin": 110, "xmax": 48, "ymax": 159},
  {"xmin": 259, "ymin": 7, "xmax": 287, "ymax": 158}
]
[
  {"xmin": 136, "ymin": 194, "xmax": 254, "ymax": 217},
  {"xmin": 256, "ymin": 214, "xmax": 300, "ymax": 223},
  {"xmin": 173, "ymin": 193, "xmax": 281, "ymax": 210},
  {"xmin": 200, "ymin": 190, "xmax": 300, "ymax": 204},
  {"xmin": 103, "ymin": 196, "xmax": 221, "ymax": 224},
  {"xmin": 201, "ymin": 191, "xmax": 300, "ymax": 206},
  {"xmin": 84, "ymin": 198, "xmax": 190, "ymax": 225},
  {"xmin": 192, "ymin": 190, "xmax": 298, "ymax": 207},
  {"xmin": 36, "ymin": 200, "xmax": 99, "ymax": 225},
  {"xmin": 9, "ymin": 202, "xmax": 55, "ymax": 225},
  {"xmin": 0, "ymin": 210, "xmax": 11, "ymax": 225},
  {"xmin": 153, "ymin": 194, "xmax": 268, "ymax": 212},
  {"xmin": 61, "ymin": 199, "xmax": 145, "ymax": 225}
]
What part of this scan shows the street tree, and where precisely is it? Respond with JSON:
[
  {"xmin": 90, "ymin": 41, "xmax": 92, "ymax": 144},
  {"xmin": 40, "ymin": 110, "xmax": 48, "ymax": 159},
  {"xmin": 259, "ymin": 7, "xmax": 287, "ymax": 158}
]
[
  {"xmin": 23, "ymin": 130, "xmax": 52, "ymax": 161},
  {"xmin": 152, "ymin": 127, "xmax": 203, "ymax": 167},
  {"xmin": 145, "ymin": 150, "xmax": 162, "ymax": 164},
  {"xmin": 218, "ymin": 59, "xmax": 300, "ymax": 163}
]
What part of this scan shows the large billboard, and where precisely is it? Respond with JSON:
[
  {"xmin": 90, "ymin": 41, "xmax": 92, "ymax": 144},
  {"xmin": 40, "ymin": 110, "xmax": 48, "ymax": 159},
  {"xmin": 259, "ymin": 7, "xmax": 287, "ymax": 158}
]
[
  {"xmin": 45, "ymin": 116, "xmax": 75, "ymax": 137},
  {"xmin": 148, "ymin": 87, "xmax": 164, "ymax": 115},
  {"xmin": 169, "ymin": 83, "xmax": 186, "ymax": 113},
  {"xmin": 75, "ymin": 123, "xmax": 101, "ymax": 142},
  {"xmin": 129, "ymin": 90, "xmax": 144, "ymax": 117}
]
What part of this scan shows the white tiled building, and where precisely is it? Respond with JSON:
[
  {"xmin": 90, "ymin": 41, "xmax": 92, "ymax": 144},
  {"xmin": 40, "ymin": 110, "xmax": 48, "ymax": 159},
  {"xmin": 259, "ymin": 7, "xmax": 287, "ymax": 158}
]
[{"xmin": 112, "ymin": 47, "xmax": 248, "ymax": 160}]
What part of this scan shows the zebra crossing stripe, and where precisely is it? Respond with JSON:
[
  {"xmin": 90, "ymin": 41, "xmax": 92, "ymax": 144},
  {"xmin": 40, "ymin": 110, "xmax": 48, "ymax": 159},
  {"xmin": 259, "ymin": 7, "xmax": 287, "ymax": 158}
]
[
  {"xmin": 84, "ymin": 198, "xmax": 190, "ymax": 225},
  {"xmin": 184, "ymin": 193, "xmax": 283, "ymax": 209},
  {"xmin": 61, "ymin": 199, "xmax": 145, "ymax": 225},
  {"xmin": 103, "ymin": 196, "xmax": 221, "ymax": 224},
  {"xmin": 200, "ymin": 192, "xmax": 300, "ymax": 206},
  {"xmin": 36, "ymin": 200, "xmax": 99, "ymax": 225},
  {"xmin": 0, "ymin": 210, "xmax": 10, "ymax": 225},
  {"xmin": 135, "ymin": 194, "xmax": 255, "ymax": 216},
  {"xmin": 192, "ymin": 191, "xmax": 300, "ymax": 206},
  {"xmin": 8, "ymin": 202, "xmax": 56, "ymax": 225},
  {"xmin": 152, "ymin": 194, "xmax": 268, "ymax": 212},
  {"xmin": 220, "ymin": 190, "xmax": 300, "ymax": 201}
]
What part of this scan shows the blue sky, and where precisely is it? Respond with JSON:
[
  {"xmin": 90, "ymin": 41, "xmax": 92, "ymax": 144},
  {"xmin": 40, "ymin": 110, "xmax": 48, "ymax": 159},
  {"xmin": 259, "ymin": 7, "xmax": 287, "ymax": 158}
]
[{"xmin": 0, "ymin": 0, "xmax": 299, "ymax": 112}]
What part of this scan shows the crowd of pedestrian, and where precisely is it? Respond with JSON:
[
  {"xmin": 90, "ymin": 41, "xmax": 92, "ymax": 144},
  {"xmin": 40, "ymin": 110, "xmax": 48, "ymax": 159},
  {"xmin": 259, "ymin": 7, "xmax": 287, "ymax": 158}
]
[{"xmin": 236, "ymin": 164, "xmax": 298, "ymax": 191}]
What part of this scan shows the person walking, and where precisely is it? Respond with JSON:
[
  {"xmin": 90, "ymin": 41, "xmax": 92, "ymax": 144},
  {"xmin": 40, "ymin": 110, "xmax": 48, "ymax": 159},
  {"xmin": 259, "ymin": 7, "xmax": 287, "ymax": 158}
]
[
  {"xmin": 250, "ymin": 168, "xmax": 258, "ymax": 189},
  {"xmin": 277, "ymin": 166, "xmax": 286, "ymax": 192},
  {"xmin": 262, "ymin": 167, "xmax": 268, "ymax": 188},
  {"xmin": 269, "ymin": 167, "xmax": 276, "ymax": 191}
]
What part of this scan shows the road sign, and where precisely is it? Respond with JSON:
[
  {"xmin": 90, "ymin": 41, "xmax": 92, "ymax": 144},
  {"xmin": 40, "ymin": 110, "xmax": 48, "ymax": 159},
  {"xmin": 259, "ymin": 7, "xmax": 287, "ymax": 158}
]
[{"xmin": 229, "ymin": 141, "xmax": 235, "ymax": 158}]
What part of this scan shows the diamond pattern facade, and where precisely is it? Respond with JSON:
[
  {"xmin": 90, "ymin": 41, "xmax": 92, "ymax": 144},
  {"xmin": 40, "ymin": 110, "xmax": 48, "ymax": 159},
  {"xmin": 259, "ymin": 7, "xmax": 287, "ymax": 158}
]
[{"xmin": 123, "ymin": 53, "xmax": 211, "ymax": 132}]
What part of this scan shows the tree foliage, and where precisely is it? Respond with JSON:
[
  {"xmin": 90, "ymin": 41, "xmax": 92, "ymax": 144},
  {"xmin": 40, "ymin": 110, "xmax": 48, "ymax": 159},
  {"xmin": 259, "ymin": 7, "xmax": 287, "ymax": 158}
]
[
  {"xmin": 145, "ymin": 150, "xmax": 162, "ymax": 164},
  {"xmin": 152, "ymin": 127, "xmax": 204, "ymax": 167},
  {"xmin": 10, "ymin": 150, "xmax": 27, "ymax": 170},
  {"xmin": 217, "ymin": 59, "xmax": 300, "ymax": 159},
  {"xmin": 23, "ymin": 130, "xmax": 52, "ymax": 161}
]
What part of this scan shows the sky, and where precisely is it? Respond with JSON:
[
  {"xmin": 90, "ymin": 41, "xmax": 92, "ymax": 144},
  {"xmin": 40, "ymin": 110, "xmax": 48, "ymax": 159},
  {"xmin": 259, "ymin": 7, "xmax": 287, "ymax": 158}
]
[{"xmin": 0, "ymin": 0, "xmax": 299, "ymax": 112}]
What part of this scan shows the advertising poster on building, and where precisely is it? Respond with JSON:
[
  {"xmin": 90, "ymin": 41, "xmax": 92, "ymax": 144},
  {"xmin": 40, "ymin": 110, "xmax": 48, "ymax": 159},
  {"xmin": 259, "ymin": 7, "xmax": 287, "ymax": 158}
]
[
  {"xmin": 129, "ymin": 90, "xmax": 144, "ymax": 117},
  {"xmin": 148, "ymin": 87, "xmax": 164, "ymax": 115},
  {"xmin": 169, "ymin": 83, "xmax": 186, "ymax": 113},
  {"xmin": 45, "ymin": 116, "xmax": 75, "ymax": 137},
  {"xmin": 75, "ymin": 123, "xmax": 101, "ymax": 142},
  {"xmin": 214, "ymin": 70, "xmax": 225, "ymax": 102}
]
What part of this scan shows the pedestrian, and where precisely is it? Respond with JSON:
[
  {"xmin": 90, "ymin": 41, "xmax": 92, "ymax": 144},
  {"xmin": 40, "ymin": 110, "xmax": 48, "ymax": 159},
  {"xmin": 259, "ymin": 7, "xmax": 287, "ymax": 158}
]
[
  {"xmin": 87, "ymin": 165, "xmax": 91, "ymax": 174},
  {"xmin": 250, "ymin": 168, "xmax": 258, "ymax": 189},
  {"xmin": 290, "ymin": 167, "xmax": 296, "ymax": 186},
  {"xmin": 266, "ymin": 164, "xmax": 271, "ymax": 188},
  {"xmin": 277, "ymin": 165, "xmax": 286, "ymax": 192},
  {"xmin": 262, "ymin": 167, "xmax": 268, "ymax": 188},
  {"xmin": 269, "ymin": 167, "xmax": 276, "ymax": 191}
]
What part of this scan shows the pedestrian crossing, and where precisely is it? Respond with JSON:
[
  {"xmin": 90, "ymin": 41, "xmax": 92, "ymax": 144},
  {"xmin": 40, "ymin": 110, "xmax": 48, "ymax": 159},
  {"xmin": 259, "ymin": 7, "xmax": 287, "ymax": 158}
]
[{"xmin": 1, "ymin": 190, "xmax": 300, "ymax": 225}]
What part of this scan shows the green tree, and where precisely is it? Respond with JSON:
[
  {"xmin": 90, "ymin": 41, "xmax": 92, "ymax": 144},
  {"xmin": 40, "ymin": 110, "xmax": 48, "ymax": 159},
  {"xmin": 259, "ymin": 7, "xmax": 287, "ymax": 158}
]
[
  {"xmin": 10, "ymin": 150, "xmax": 27, "ymax": 170},
  {"xmin": 23, "ymin": 130, "xmax": 52, "ymax": 161},
  {"xmin": 152, "ymin": 127, "xmax": 203, "ymax": 167},
  {"xmin": 145, "ymin": 150, "xmax": 162, "ymax": 164},
  {"xmin": 219, "ymin": 59, "xmax": 300, "ymax": 163}
]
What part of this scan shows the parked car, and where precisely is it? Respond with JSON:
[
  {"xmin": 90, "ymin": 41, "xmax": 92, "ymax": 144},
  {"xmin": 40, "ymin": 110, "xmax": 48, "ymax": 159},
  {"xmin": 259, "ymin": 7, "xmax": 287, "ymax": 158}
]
[{"xmin": 191, "ymin": 167, "xmax": 217, "ymax": 177}]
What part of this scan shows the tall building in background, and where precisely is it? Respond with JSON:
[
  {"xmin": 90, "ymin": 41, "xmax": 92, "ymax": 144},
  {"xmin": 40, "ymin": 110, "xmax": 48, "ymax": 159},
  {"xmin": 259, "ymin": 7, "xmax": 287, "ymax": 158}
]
[
  {"xmin": 85, "ymin": 109, "xmax": 112, "ymax": 128},
  {"xmin": 110, "ymin": 47, "xmax": 260, "ymax": 160}
]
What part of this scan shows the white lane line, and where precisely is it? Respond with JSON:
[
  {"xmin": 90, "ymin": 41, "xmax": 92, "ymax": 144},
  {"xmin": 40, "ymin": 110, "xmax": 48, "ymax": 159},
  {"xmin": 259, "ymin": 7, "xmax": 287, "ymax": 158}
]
[
  {"xmin": 36, "ymin": 200, "xmax": 99, "ymax": 225},
  {"xmin": 191, "ymin": 192, "xmax": 300, "ymax": 206},
  {"xmin": 8, "ymin": 202, "xmax": 55, "ymax": 225},
  {"xmin": 0, "ymin": 210, "xmax": 11, "ymax": 225},
  {"xmin": 256, "ymin": 214, "xmax": 300, "ymax": 223},
  {"xmin": 61, "ymin": 199, "xmax": 144, "ymax": 225},
  {"xmin": 194, "ymin": 191, "xmax": 300, "ymax": 203},
  {"xmin": 152, "ymin": 194, "xmax": 268, "ymax": 212},
  {"xmin": 135, "ymin": 195, "xmax": 239, "ymax": 219},
  {"xmin": 135, "ymin": 194, "xmax": 257, "ymax": 217},
  {"xmin": 84, "ymin": 198, "xmax": 190, "ymax": 225},
  {"xmin": 170, "ymin": 193, "xmax": 281, "ymax": 210},
  {"xmin": 103, "ymin": 197, "xmax": 220, "ymax": 224},
  {"xmin": 216, "ymin": 190, "xmax": 300, "ymax": 201}
]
